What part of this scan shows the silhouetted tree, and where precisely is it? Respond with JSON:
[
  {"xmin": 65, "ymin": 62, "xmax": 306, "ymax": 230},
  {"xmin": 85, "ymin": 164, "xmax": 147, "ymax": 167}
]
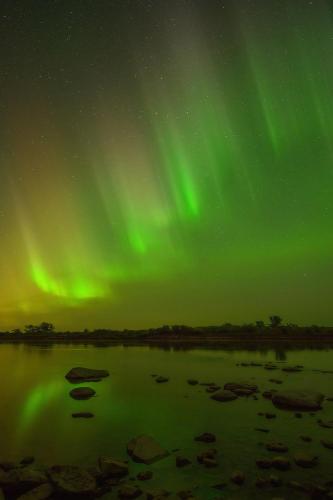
[
  {"xmin": 24, "ymin": 322, "xmax": 55, "ymax": 334},
  {"xmin": 256, "ymin": 321, "xmax": 265, "ymax": 328},
  {"xmin": 269, "ymin": 315, "xmax": 282, "ymax": 327}
]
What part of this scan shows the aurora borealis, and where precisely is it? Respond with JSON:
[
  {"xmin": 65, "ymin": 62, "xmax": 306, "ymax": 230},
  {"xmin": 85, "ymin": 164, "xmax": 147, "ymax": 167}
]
[{"xmin": 1, "ymin": 0, "xmax": 332, "ymax": 330}]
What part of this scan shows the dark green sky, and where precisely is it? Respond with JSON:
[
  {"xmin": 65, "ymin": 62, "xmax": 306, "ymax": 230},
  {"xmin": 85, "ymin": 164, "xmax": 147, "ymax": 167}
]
[{"xmin": 0, "ymin": 0, "xmax": 332, "ymax": 329}]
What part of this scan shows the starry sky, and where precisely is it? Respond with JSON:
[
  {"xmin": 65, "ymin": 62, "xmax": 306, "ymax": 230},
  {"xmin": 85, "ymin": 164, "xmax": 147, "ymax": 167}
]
[{"xmin": 1, "ymin": 0, "xmax": 332, "ymax": 331}]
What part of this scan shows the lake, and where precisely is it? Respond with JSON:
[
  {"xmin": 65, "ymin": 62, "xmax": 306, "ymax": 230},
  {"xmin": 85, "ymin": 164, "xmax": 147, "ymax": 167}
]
[{"xmin": 1, "ymin": 343, "xmax": 333, "ymax": 499}]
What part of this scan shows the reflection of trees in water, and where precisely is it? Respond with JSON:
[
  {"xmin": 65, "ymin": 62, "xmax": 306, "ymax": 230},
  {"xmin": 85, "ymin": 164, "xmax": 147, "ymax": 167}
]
[{"xmin": 275, "ymin": 349, "xmax": 287, "ymax": 361}]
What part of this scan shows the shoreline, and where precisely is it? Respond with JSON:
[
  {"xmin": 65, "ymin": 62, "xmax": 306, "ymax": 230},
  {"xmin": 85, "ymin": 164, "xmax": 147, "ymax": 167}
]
[{"xmin": 1, "ymin": 333, "xmax": 333, "ymax": 348}]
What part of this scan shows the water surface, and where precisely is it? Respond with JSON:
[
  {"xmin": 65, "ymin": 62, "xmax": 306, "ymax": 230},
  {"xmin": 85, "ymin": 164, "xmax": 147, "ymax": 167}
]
[{"xmin": 1, "ymin": 343, "xmax": 333, "ymax": 498}]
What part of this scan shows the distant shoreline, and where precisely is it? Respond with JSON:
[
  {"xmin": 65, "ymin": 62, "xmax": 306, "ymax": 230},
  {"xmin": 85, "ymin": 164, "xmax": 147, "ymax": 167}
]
[{"xmin": 1, "ymin": 330, "xmax": 333, "ymax": 348}]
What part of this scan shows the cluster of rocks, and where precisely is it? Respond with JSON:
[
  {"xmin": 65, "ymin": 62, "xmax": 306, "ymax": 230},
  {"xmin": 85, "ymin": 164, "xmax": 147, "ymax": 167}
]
[
  {"xmin": 66, "ymin": 367, "xmax": 110, "ymax": 417},
  {"xmin": 0, "ymin": 435, "xmax": 169, "ymax": 499}
]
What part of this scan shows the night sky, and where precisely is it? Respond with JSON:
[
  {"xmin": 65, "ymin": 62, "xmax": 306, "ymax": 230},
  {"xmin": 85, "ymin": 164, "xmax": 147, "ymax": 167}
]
[{"xmin": 1, "ymin": 0, "xmax": 332, "ymax": 330}]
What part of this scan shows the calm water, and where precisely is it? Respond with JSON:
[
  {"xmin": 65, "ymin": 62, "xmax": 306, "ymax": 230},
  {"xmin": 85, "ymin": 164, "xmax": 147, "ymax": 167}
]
[{"xmin": 1, "ymin": 343, "xmax": 333, "ymax": 499}]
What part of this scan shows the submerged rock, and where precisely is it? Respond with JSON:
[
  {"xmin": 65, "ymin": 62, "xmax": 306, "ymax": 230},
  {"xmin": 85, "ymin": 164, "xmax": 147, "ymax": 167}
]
[
  {"xmin": 65, "ymin": 367, "xmax": 109, "ymax": 382},
  {"xmin": 176, "ymin": 456, "xmax": 191, "ymax": 468},
  {"xmin": 136, "ymin": 470, "xmax": 152, "ymax": 481},
  {"xmin": 272, "ymin": 456, "xmax": 291, "ymax": 471},
  {"xmin": 294, "ymin": 452, "xmax": 318, "ymax": 468},
  {"xmin": 321, "ymin": 440, "xmax": 333, "ymax": 449},
  {"xmin": 118, "ymin": 483, "xmax": 142, "ymax": 498},
  {"xmin": 69, "ymin": 387, "xmax": 96, "ymax": 400},
  {"xmin": 127, "ymin": 435, "xmax": 169, "ymax": 464},
  {"xmin": 318, "ymin": 419, "xmax": 333, "ymax": 428},
  {"xmin": 98, "ymin": 457, "xmax": 129, "ymax": 478},
  {"xmin": 266, "ymin": 442, "xmax": 288, "ymax": 453},
  {"xmin": 210, "ymin": 390, "xmax": 238, "ymax": 402},
  {"xmin": 72, "ymin": 412, "xmax": 94, "ymax": 418},
  {"xmin": 272, "ymin": 391, "xmax": 324, "ymax": 411},
  {"xmin": 224, "ymin": 382, "xmax": 258, "ymax": 396},
  {"xmin": 194, "ymin": 433, "xmax": 216, "ymax": 443},
  {"xmin": 206, "ymin": 385, "xmax": 220, "ymax": 393},
  {"xmin": 155, "ymin": 376, "xmax": 169, "ymax": 384},
  {"xmin": 230, "ymin": 471, "xmax": 245, "ymax": 485},
  {"xmin": 48, "ymin": 465, "xmax": 96, "ymax": 497}
]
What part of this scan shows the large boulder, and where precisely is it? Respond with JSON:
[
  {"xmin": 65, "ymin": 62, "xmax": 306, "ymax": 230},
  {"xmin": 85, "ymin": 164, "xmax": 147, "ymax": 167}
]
[
  {"xmin": 48, "ymin": 465, "xmax": 96, "ymax": 497},
  {"xmin": 127, "ymin": 435, "xmax": 169, "ymax": 464},
  {"xmin": 0, "ymin": 468, "xmax": 48, "ymax": 496},
  {"xmin": 224, "ymin": 382, "xmax": 258, "ymax": 396},
  {"xmin": 65, "ymin": 367, "xmax": 109, "ymax": 382},
  {"xmin": 272, "ymin": 391, "xmax": 324, "ymax": 411},
  {"xmin": 210, "ymin": 390, "xmax": 238, "ymax": 402},
  {"xmin": 98, "ymin": 457, "xmax": 129, "ymax": 478},
  {"xmin": 69, "ymin": 387, "xmax": 96, "ymax": 400}
]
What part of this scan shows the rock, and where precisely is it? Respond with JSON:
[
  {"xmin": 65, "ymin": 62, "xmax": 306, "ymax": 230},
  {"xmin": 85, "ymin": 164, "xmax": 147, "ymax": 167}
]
[
  {"xmin": 187, "ymin": 380, "xmax": 198, "ymax": 386},
  {"xmin": 136, "ymin": 471, "xmax": 152, "ymax": 481},
  {"xmin": 265, "ymin": 413, "xmax": 276, "ymax": 419},
  {"xmin": 269, "ymin": 379, "xmax": 283, "ymax": 384},
  {"xmin": 321, "ymin": 440, "xmax": 333, "ymax": 449},
  {"xmin": 155, "ymin": 376, "xmax": 169, "ymax": 384},
  {"xmin": 20, "ymin": 457, "xmax": 35, "ymax": 466},
  {"xmin": 65, "ymin": 367, "xmax": 109, "ymax": 382},
  {"xmin": 194, "ymin": 433, "xmax": 216, "ymax": 443},
  {"xmin": 98, "ymin": 457, "xmax": 129, "ymax": 478},
  {"xmin": 146, "ymin": 488, "xmax": 170, "ymax": 499},
  {"xmin": 256, "ymin": 458, "xmax": 272, "ymax": 469},
  {"xmin": 262, "ymin": 390, "xmax": 277, "ymax": 399},
  {"xmin": 255, "ymin": 477, "xmax": 269, "ymax": 488},
  {"xmin": 272, "ymin": 456, "xmax": 291, "ymax": 471},
  {"xmin": 0, "ymin": 468, "xmax": 48, "ymax": 496},
  {"xmin": 300, "ymin": 435, "xmax": 312, "ymax": 442},
  {"xmin": 294, "ymin": 452, "xmax": 318, "ymax": 468},
  {"xmin": 127, "ymin": 435, "xmax": 168, "ymax": 464},
  {"xmin": 272, "ymin": 391, "xmax": 324, "ymax": 411},
  {"xmin": 205, "ymin": 386, "xmax": 220, "ymax": 393},
  {"xmin": 118, "ymin": 483, "xmax": 142, "ymax": 498},
  {"xmin": 176, "ymin": 456, "xmax": 191, "ymax": 468},
  {"xmin": 230, "ymin": 471, "xmax": 245, "ymax": 485},
  {"xmin": 269, "ymin": 474, "xmax": 282, "ymax": 487},
  {"xmin": 17, "ymin": 483, "xmax": 54, "ymax": 500},
  {"xmin": 210, "ymin": 390, "xmax": 238, "ymax": 402},
  {"xmin": 201, "ymin": 457, "xmax": 218, "ymax": 468},
  {"xmin": 224, "ymin": 382, "xmax": 257, "ymax": 396},
  {"xmin": 197, "ymin": 448, "xmax": 217, "ymax": 466},
  {"xmin": 282, "ymin": 366, "xmax": 302, "ymax": 373},
  {"xmin": 266, "ymin": 442, "xmax": 288, "ymax": 453},
  {"xmin": 318, "ymin": 419, "xmax": 333, "ymax": 428},
  {"xmin": 69, "ymin": 387, "xmax": 96, "ymax": 399},
  {"xmin": 72, "ymin": 412, "xmax": 94, "ymax": 418},
  {"xmin": 48, "ymin": 465, "xmax": 96, "ymax": 497}
]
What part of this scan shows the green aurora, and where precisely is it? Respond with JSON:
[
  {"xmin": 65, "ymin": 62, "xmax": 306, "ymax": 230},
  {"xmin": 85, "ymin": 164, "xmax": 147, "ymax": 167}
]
[{"xmin": 0, "ymin": 0, "xmax": 332, "ymax": 329}]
